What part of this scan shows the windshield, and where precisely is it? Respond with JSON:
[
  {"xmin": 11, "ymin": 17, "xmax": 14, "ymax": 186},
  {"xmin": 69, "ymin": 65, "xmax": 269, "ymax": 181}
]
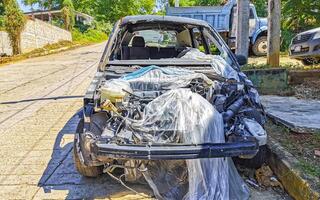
[
  {"xmin": 109, "ymin": 22, "xmax": 237, "ymax": 69},
  {"xmin": 130, "ymin": 30, "xmax": 178, "ymax": 48}
]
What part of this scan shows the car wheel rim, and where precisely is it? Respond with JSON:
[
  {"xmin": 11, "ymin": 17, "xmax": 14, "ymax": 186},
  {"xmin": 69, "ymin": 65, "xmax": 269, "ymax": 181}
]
[{"xmin": 258, "ymin": 41, "xmax": 268, "ymax": 54}]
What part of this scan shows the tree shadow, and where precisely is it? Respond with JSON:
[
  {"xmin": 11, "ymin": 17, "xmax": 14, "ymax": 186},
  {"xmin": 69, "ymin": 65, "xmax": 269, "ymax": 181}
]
[{"xmin": 37, "ymin": 109, "xmax": 152, "ymax": 199}]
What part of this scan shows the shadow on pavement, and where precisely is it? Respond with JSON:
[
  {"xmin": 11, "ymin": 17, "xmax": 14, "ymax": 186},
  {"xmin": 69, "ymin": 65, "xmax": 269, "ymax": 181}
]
[
  {"xmin": 37, "ymin": 110, "xmax": 152, "ymax": 199},
  {"xmin": 0, "ymin": 95, "xmax": 84, "ymax": 105}
]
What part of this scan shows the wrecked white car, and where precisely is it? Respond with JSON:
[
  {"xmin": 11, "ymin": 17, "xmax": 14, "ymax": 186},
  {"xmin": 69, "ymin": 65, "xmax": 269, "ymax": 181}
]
[{"xmin": 74, "ymin": 15, "xmax": 267, "ymax": 199}]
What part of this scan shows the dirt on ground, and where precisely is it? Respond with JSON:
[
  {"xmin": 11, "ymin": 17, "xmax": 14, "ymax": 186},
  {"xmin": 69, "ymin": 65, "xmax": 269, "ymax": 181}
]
[
  {"xmin": 293, "ymin": 79, "xmax": 320, "ymax": 100},
  {"xmin": 248, "ymin": 55, "xmax": 303, "ymax": 66},
  {"xmin": 266, "ymin": 120, "xmax": 320, "ymax": 188}
]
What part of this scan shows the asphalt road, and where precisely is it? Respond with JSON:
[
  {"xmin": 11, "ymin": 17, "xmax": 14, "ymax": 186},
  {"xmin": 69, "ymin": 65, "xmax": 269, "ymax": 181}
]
[{"xmin": 0, "ymin": 43, "xmax": 290, "ymax": 199}]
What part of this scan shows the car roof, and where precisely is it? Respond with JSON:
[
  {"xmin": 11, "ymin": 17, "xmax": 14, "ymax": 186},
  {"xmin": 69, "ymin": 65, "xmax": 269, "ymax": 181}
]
[{"xmin": 120, "ymin": 15, "xmax": 211, "ymax": 28}]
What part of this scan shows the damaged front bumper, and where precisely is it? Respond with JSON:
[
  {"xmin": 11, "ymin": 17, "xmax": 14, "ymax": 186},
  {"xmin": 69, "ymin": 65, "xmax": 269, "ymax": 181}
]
[{"xmin": 91, "ymin": 137, "xmax": 259, "ymax": 161}]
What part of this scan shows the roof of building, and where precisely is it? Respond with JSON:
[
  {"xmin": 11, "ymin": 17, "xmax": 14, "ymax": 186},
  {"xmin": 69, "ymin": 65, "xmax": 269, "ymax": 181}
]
[{"xmin": 24, "ymin": 10, "xmax": 94, "ymax": 21}]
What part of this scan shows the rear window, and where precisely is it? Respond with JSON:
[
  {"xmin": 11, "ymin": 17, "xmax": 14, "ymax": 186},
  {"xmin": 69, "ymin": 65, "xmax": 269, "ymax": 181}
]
[{"xmin": 130, "ymin": 30, "xmax": 177, "ymax": 47}]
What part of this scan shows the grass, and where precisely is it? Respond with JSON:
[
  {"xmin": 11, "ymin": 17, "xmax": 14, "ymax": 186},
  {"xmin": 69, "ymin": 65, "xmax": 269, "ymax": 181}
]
[
  {"xmin": 297, "ymin": 160, "xmax": 320, "ymax": 178},
  {"xmin": 72, "ymin": 29, "xmax": 108, "ymax": 44},
  {"xmin": 242, "ymin": 63, "xmax": 320, "ymax": 71},
  {"xmin": 245, "ymin": 55, "xmax": 320, "ymax": 71},
  {"xmin": 266, "ymin": 121, "xmax": 320, "ymax": 187}
]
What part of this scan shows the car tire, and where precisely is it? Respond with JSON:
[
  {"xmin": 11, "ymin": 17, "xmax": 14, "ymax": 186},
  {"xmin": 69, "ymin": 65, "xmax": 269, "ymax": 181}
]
[
  {"xmin": 302, "ymin": 58, "xmax": 317, "ymax": 66},
  {"xmin": 234, "ymin": 145, "xmax": 267, "ymax": 169},
  {"xmin": 73, "ymin": 119, "xmax": 103, "ymax": 177},
  {"xmin": 252, "ymin": 36, "xmax": 268, "ymax": 56}
]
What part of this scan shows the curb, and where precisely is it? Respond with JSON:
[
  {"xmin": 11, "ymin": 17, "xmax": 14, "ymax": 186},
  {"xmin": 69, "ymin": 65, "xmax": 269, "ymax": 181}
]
[{"xmin": 267, "ymin": 138, "xmax": 320, "ymax": 200}]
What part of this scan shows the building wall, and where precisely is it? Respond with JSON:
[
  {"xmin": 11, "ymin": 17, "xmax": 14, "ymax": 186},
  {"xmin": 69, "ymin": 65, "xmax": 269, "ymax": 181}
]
[
  {"xmin": 0, "ymin": 18, "xmax": 72, "ymax": 56},
  {"xmin": 0, "ymin": 31, "xmax": 12, "ymax": 55}
]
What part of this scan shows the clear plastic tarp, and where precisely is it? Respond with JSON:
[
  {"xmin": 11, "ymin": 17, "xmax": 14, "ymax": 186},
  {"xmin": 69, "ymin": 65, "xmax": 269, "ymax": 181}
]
[
  {"xmin": 101, "ymin": 64, "xmax": 250, "ymax": 199},
  {"xmin": 121, "ymin": 65, "xmax": 214, "ymax": 91},
  {"xmin": 181, "ymin": 48, "xmax": 240, "ymax": 81},
  {"xmin": 128, "ymin": 89, "xmax": 249, "ymax": 199}
]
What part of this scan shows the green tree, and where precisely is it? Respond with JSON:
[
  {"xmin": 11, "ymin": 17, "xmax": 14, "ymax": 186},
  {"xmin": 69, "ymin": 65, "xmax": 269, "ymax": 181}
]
[
  {"xmin": 72, "ymin": 0, "xmax": 96, "ymax": 15},
  {"xmin": 22, "ymin": 0, "xmax": 38, "ymax": 18},
  {"xmin": 251, "ymin": 0, "xmax": 267, "ymax": 17},
  {"xmin": 165, "ymin": 0, "xmax": 224, "ymax": 6},
  {"xmin": 194, "ymin": 0, "xmax": 225, "ymax": 6},
  {"xmin": 0, "ymin": 1, "xmax": 5, "ymax": 15},
  {"xmin": 61, "ymin": 0, "xmax": 74, "ymax": 31},
  {"xmin": 0, "ymin": 1, "xmax": 4, "ymax": 29},
  {"xmin": 282, "ymin": 0, "xmax": 320, "ymax": 32},
  {"xmin": 4, "ymin": 0, "xmax": 26, "ymax": 55},
  {"xmin": 94, "ymin": 0, "xmax": 155, "ymax": 22}
]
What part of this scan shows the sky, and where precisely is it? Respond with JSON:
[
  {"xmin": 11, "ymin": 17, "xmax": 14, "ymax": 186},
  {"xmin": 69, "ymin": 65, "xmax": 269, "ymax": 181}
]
[{"xmin": 18, "ymin": 0, "xmax": 34, "ymax": 12}]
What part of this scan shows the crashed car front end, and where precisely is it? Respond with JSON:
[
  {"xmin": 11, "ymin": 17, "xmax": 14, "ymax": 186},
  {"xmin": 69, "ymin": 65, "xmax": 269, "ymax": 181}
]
[
  {"xmin": 77, "ymin": 60, "xmax": 266, "ymax": 165},
  {"xmin": 75, "ymin": 15, "xmax": 267, "ymax": 199}
]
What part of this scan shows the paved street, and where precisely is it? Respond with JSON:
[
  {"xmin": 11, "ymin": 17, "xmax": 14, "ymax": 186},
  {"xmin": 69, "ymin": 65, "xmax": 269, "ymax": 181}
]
[{"xmin": 0, "ymin": 43, "xmax": 290, "ymax": 199}]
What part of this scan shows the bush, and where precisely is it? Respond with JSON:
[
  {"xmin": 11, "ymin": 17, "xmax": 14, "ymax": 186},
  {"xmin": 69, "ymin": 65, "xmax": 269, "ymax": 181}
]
[
  {"xmin": 4, "ymin": 0, "xmax": 26, "ymax": 55},
  {"xmin": 93, "ymin": 21, "xmax": 113, "ymax": 35},
  {"xmin": 72, "ymin": 29, "xmax": 108, "ymax": 44},
  {"xmin": 0, "ymin": 16, "xmax": 4, "ymax": 30},
  {"xmin": 281, "ymin": 29, "xmax": 295, "ymax": 52}
]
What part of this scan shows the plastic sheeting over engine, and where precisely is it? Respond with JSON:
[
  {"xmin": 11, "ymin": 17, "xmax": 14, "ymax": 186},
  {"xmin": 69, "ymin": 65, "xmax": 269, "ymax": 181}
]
[
  {"xmin": 99, "ymin": 64, "xmax": 254, "ymax": 199},
  {"xmin": 129, "ymin": 89, "xmax": 249, "ymax": 199}
]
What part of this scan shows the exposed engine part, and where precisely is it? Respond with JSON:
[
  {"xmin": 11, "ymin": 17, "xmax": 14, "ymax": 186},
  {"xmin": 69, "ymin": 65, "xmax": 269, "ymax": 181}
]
[{"xmin": 222, "ymin": 96, "xmax": 247, "ymax": 122}]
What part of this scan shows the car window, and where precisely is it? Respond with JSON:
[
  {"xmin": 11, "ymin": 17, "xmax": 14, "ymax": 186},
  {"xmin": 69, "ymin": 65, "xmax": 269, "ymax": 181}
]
[
  {"xmin": 191, "ymin": 27, "xmax": 206, "ymax": 53},
  {"xmin": 129, "ymin": 30, "xmax": 177, "ymax": 47},
  {"xmin": 203, "ymin": 28, "xmax": 234, "ymax": 66},
  {"xmin": 249, "ymin": 8, "xmax": 255, "ymax": 19}
]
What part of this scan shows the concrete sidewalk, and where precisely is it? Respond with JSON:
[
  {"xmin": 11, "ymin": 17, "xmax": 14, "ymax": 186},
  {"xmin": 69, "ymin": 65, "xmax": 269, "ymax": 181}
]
[{"xmin": 261, "ymin": 95, "xmax": 320, "ymax": 133}]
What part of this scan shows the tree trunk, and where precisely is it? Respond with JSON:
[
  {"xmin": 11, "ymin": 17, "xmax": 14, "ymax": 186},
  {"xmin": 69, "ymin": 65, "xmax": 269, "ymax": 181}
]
[
  {"xmin": 267, "ymin": 0, "xmax": 281, "ymax": 67},
  {"xmin": 12, "ymin": 35, "xmax": 21, "ymax": 55},
  {"xmin": 235, "ymin": 0, "xmax": 250, "ymax": 59}
]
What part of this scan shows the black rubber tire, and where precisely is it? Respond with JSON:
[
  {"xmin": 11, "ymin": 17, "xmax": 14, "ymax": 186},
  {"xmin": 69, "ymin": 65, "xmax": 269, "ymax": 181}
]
[
  {"xmin": 252, "ymin": 36, "xmax": 268, "ymax": 56},
  {"xmin": 234, "ymin": 145, "xmax": 267, "ymax": 169},
  {"xmin": 302, "ymin": 58, "xmax": 317, "ymax": 66},
  {"xmin": 73, "ymin": 119, "xmax": 103, "ymax": 177}
]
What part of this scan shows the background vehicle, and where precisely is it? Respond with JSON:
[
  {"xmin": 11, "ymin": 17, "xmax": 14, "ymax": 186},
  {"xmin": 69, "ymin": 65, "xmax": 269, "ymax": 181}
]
[
  {"xmin": 166, "ymin": 0, "xmax": 268, "ymax": 56},
  {"xmin": 289, "ymin": 27, "xmax": 320, "ymax": 65}
]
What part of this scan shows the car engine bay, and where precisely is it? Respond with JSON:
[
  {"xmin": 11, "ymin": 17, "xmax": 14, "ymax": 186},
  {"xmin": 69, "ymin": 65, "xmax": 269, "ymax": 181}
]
[{"xmin": 77, "ymin": 49, "xmax": 267, "ymax": 199}]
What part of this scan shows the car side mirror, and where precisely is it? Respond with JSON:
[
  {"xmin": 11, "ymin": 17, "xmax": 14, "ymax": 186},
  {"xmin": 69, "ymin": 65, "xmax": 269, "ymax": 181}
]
[{"xmin": 235, "ymin": 54, "xmax": 248, "ymax": 66}]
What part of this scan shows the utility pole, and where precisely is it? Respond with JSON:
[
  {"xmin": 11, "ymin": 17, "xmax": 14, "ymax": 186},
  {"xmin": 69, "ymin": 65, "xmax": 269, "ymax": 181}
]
[
  {"xmin": 235, "ymin": 0, "xmax": 250, "ymax": 59},
  {"xmin": 267, "ymin": 0, "xmax": 281, "ymax": 67}
]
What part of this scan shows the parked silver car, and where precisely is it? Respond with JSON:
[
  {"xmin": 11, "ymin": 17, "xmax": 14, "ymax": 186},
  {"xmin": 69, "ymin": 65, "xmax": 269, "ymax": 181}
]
[{"xmin": 289, "ymin": 27, "xmax": 320, "ymax": 65}]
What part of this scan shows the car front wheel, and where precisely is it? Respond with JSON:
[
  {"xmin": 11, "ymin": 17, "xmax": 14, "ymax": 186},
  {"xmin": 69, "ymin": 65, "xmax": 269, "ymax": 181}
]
[{"xmin": 73, "ymin": 119, "xmax": 103, "ymax": 177}]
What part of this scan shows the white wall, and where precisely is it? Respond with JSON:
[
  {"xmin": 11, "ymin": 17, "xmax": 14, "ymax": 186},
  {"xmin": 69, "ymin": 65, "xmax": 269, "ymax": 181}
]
[{"xmin": 0, "ymin": 18, "xmax": 72, "ymax": 56}]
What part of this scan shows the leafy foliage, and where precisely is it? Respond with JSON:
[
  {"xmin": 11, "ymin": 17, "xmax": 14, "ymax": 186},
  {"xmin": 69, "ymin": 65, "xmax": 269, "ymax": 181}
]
[
  {"xmin": 4, "ymin": 0, "xmax": 26, "ymax": 55},
  {"xmin": 0, "ymin": 1, "xmax": 4, "ymax": 15},
  {"xmin": 280, "ymin": 0, "xmax": 320, "ymax": 50},
  {"xmin": 72, "ymin": 28, "xmax": 108, "ymax": 44},
  {"xmin": 282, "ymin": 0, "xmax": 320, "ymax": 32},
  {"xmin": 61, "ymin": 0, "xmax": 75, "ymax": 31},
  {"xmin": 93, "ymin": 0, "xmax": 155, "ymax": 22},
  {"xmin": 192, "ymin": 0, "xmax": 225, "ymax": 6},
  {"xmin": 164, "ymin": 0, "xmax": 224, "ymax": 7},
  {"xmin": 251, "ymin": 0, "xmax": 267, "ymax": 17},
  {"xmin": 0, "ymin": 0, "xmax": 4, "ymax": 28},
  {"xmin": 22, "ymin": 0, "xmax": 39, "ymax": 14}
]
